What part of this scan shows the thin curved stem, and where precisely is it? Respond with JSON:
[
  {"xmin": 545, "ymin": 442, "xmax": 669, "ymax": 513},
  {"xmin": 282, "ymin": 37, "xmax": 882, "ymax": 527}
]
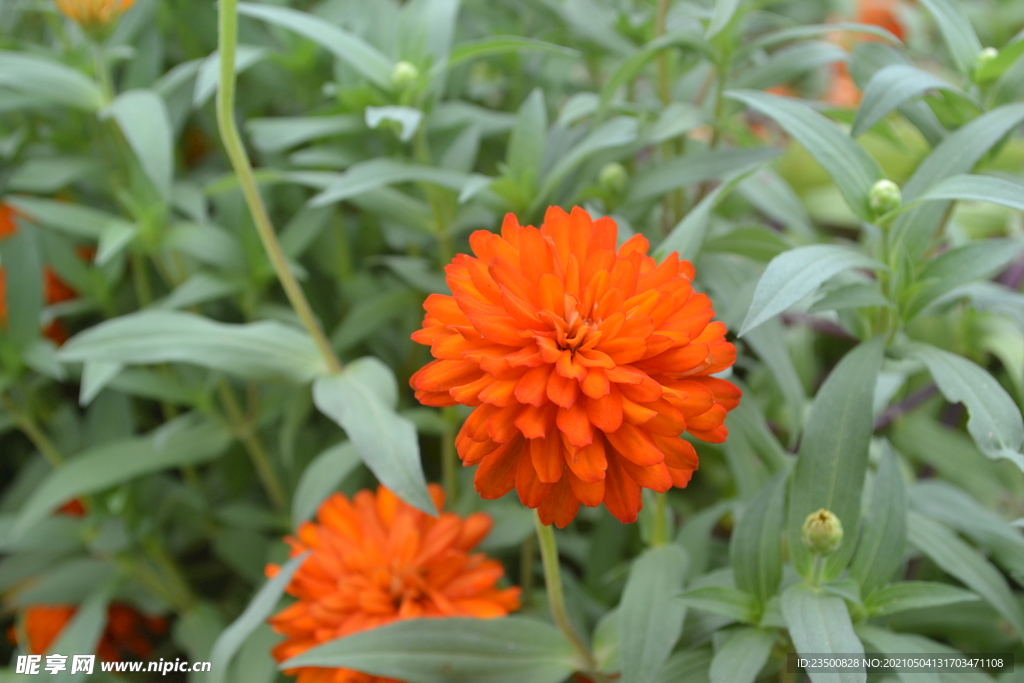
[
  {"xmin": 2, "ymin": 395, "xmax": 64, "ymax": 467},
  {"xmin": 216, "ymin": 0, "xmax": 342, "ymax": 374},
  {"xmin": 217, "ymin": 380, "xmax": 287, "ymax": 512},
  {"xmin": 534, "ymin": 512, "xmax": 608, "ymax": 682},
  {"xmin": 652, "ymin": 491, "xmax": 668, "ymax": 545}
]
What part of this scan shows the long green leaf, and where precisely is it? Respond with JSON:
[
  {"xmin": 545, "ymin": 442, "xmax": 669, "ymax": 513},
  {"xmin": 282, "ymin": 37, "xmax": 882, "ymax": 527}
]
[
  {"xmin": 864, "ymin": 581, "xmax": 979, "ymax": 617},
  {"xmin": 709, "ymin": 628, "xmax": 775, "ymax": 683},
  {"xmin": 731, "ymin": 470, "xmax": 787, "ymax": 604},
  {"xmin": 533, "ymin": 116, "xmax": 637, "ymax": 210},
  {"xmin": 852, "ymin": 65, "xmax": 966, "ymax": 137},
  {"xmin": 726, "ymin": 90, "xmax": 884, "ymax": 220},
  {"xmin": 904, "ymin": 238, "xmax": 1022, "ymax": 319},
  {"xmin": 656, "ymin": 165, "xmax": 763, "ymax": 262},
  {"xmin": 59, "ymin": 311, "xmax": 328, "ymax": 383},
  {"xmin": 313, "ymin": 358, "xmax": 436, "ymax": 515},
  {"xmin": 208, "ymin": 552, "xmax": 309, "ymax": 683},
  {"xmin": 848, "ymin": 443, "xmax": 907, "ymax": 595},
  {"xmin": 678, "ymin": 586, "xmax": 757, "ymax": 624},
  {"xmin": 48, "ymin": 583, "xmax": 112, "ymax": 683},
  {"xmin": 13, "ymin": 417, "xmax": 231, "ymax": 537},
  {"xmin": 788, "ymin": 337, "xmax": 885, "ymax": 579},
  {"xmin": 236, "ymin": 3, "xmax": 394, "ymax": 88},
  {"xmin": 904, "ymin": 342, "xmax": 1024, "ymax": 470},
  {"xmin": 102, "ymin": 89, "xmax": 174, "ymax": 200},
  {"xmin": 619, "ymin": 544, "xmax": 688, "ymax": 683},
  {"xmin": 891, "ymin": 103, "xmax": 1024, "ymax": 257},
  {"xmin": 907, "ymin": 511, "xmax": 1024, "ymax": 637},
  {"xmin": 291, "ymin": 442, "xmax": 361, "ymax": 526},
  {"xmin": 282, "ymin": 617, "xmax": 576, "ymax": 683},
  {"xmin": 915, "ymin": 173, "xmax": 1024, "ymax": 212},
  {"xmin": 917, "ymin": 0, "xmax": 983, "ymax": 76},
  {"xmin": 740, "ymin": 245, "xmax": 885, "ymax": 335},
  {"xmin": 910, "ymin": 480, "xmax": 1024, "ymax": 584},
  {"xmin": 0, "ymin": 224, "xmax": 43, "ymax": 350},
  {"xmin": 628, "ymin": 148, "xmax": 779, "ymax": 205},
  {"xmin": 310, "ymin": 159, "xmax": 481, "ymax": 207},
  {"xmin": 0, "ymin": 51, "xmax": 104, "ymax": 111},
  {"xmin": 781, "ymin": 583, "xmax": 865, "ymax": 683},
  {"xmin": 447, "ymin": 36, "xmax": 579, "ymax": 67}
]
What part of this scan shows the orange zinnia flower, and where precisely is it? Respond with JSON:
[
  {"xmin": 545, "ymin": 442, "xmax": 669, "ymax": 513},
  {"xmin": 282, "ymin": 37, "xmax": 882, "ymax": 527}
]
[
  {"xmin": 10, "ymin": 604, "xmax": 166, "ymax": 662},
  {"xmin": 268, "ymin": 485, "xmax": 520, "ymax": 683},
  {"xmin": 410, "ymin": 207, "xmax": 740, "ymax": 527},
  {"xmin": 53, "ymin": 0, "xmax": 135, "ymax": 27}
]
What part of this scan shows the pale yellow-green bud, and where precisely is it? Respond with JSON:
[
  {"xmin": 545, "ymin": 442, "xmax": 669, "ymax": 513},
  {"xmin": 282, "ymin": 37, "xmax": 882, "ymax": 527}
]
[
  {"xmin": 802, "ymin": 508, "xmax": 844, "ymax": 556},
  {"xmin": 974, "ymin": 47, "xmax": 999, "ymax": 74},
  {"xmin": 391, "ymin": 61, "xmax": 420, "ymax": 90},
  {"xmin": 599, "ymin": 162, "xmax": 628, "ymax": 196},
  {"xmin": 869, "ymin": 179, "xmax": 902, "ymax": 216}
]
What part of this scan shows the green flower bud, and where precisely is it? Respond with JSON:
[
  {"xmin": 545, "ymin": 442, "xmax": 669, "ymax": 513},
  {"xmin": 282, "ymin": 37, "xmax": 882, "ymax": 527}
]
[
  {"xmin": 974, "ymin": 47, "xmax": 999, "ymax": 74},
  {"xmin": 599, "ymin": 162, "xmax": 628, "ymax": 196},
  {"xmin": 802, "ymin": 508, "xmax": 844, "ymax": 556},
  {"xmin": 869, "ymin": 179, "xmax": 902, "ymax": 216},
  {"xmin": 391, "ymin": 61, "xmax": 420, "ymax": 90}
]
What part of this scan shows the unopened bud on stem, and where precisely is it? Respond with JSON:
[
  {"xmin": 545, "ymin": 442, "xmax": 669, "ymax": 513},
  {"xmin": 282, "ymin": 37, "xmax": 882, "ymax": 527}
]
[
  {"xmin": 391, "ymin": 61, "xmax": 420, "ymax": 91},
  {"xmin": 802, "ymin": 508, "xmax": 843, "ymax": 556},
  {"xmin": 599, "ymin": 162, "xmax": 628, "ymax": 197},
  {"xmin": 869, "ymin": 179, "xmax": 902, "ymax": 216},
  {"xmin": 974, "ymin": 47, "xmax": 999, "ymax": 75}
]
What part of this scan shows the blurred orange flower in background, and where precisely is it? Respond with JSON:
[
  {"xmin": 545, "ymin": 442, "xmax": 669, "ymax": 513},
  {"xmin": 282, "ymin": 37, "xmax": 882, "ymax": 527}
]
[
  {"xmin": 410, "ymin": 207, "xmax": 740, "ymax": 527},
  {"xmin": 53, "ymin": 0, "xmax": 135, "ymax": 28},
  {"xmin": 823, "ymin": 0, "xmax": 907, "ymax": 107},
  {"xmin": 267, "ymin": 485, "xmax": 520, "ymax": 683},
  {"xmin": 9, "ymin": 604, "xmax": 166, "ymax": 662}
]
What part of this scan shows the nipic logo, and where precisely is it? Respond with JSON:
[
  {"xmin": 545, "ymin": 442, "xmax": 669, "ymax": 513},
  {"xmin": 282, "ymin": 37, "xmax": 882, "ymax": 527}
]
[{"xmin": 16, "ymin": 654, "xmax": 94, "ymax": 674}]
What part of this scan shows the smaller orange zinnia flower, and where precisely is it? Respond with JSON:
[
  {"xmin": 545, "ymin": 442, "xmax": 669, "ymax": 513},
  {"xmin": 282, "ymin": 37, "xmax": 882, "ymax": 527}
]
[
  {"xmin": 268, "ymin": 485, "xmax": 520, "ymax": 683},
  {"xmin": 10, "ymin": 604, "xmax": 166, "ymax": 662},
  {"xmin": 53, "ymin": 0, "xmax": 135, "ymax": 28}
]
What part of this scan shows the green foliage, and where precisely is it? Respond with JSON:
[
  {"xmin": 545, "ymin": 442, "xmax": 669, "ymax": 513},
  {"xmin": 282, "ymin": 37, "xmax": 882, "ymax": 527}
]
[{"xmin": 3, "ymin": 0, "xmax": 1024, "ymax": 681}]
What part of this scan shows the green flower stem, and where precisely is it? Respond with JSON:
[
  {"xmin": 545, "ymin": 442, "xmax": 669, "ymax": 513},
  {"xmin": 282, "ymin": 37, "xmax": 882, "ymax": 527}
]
[
  {"xmin": 520, "ymin": 534, "xmax": 536, "ymax": 604},
  {"xmin": 534, "ymin": 512, "xmax": 607, "ymax": 682},
  {"xmin": 809, "ymin": 555, "xmax": 825, "ymax": 587},
  {"xmin": 91, "ymin": 42, "xmax": 114, "ymax": 103},
  {"xmin": 217, "ymin": 380, "xmax": 287, "ymax": 512},
  {"xmin": 216, "ymin": 0, "xmax": 342, "ymax": 375},
  {"xmin": 651, "ymin": 491, "xmax": 668, "ymax": 545},
  {"xmin": 1, "ymin": 396, "xmax": 64, "ymax": 467}
]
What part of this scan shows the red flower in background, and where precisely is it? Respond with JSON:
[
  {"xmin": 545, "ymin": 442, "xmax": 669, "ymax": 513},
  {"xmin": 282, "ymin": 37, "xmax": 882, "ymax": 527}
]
[
  {"xmin": 9, "ymin": 604, "xmax": 166, "ymax": 662},
  {"xmin": 410, "ymin": 207, "xmax": 740, "ymax": 527},
  {"xmin": 268, "ymin": 485, "xmax": 520, "ymax": 683}
]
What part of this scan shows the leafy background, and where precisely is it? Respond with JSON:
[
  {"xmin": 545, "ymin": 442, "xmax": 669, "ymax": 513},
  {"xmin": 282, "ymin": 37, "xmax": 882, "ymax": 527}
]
[{"xmin": 2, "ymin": 0, "xmax": 1024, "ymax": 681}]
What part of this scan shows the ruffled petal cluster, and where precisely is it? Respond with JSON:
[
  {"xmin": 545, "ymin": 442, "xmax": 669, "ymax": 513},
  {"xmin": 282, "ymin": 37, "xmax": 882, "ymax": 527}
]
[
  {"xmin": 267, "ymin": 485, "xmax": 520, "ymax": 683},
  {"xmin": 410, "ymin": 207, "xmax": 740, "ymax": 527}
]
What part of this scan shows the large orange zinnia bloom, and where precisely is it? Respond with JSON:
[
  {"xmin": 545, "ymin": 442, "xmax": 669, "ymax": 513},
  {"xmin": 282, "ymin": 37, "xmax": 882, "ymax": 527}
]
[
  {"xmin": 268, "ymin": 485, "xmax": 520, "ymax": 683},
  {"xmin": 410, "ymin": 207, "xmax": 740, "ymax": 527},
  {"xmin": 9, "ymin": 604, "xmax": 166, "ymax": 662}
]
